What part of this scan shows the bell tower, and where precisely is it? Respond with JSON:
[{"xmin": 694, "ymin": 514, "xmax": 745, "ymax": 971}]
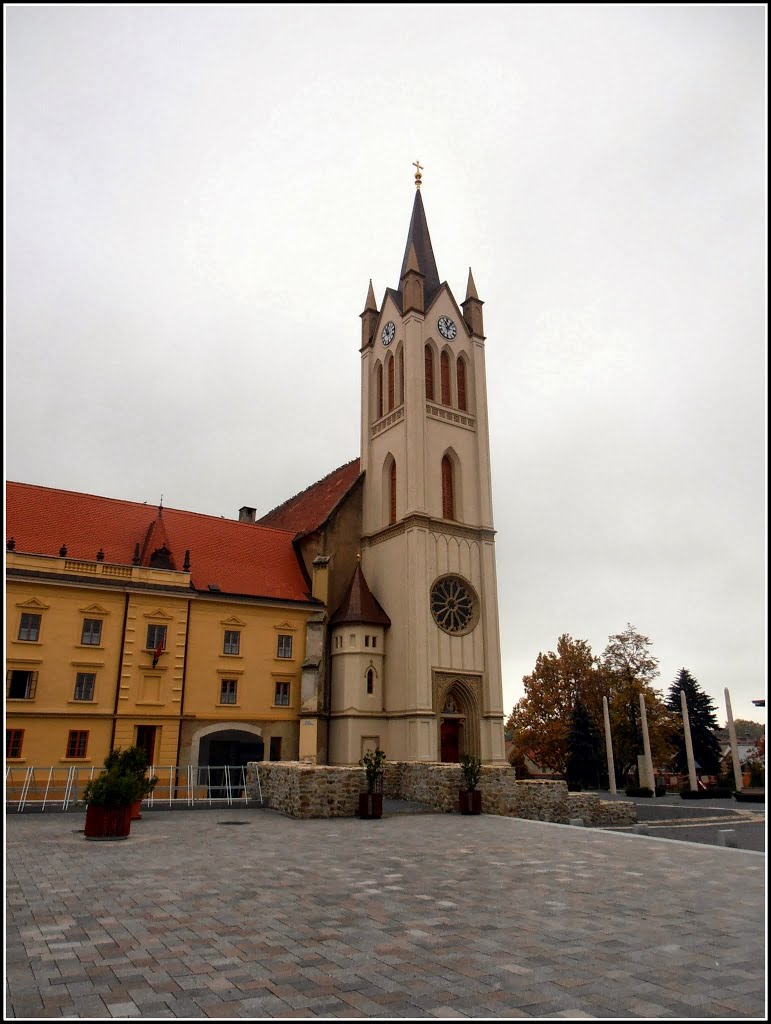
[{"xmin": 352, "ymin": 166, "xmax": 506, "ymax": 764}]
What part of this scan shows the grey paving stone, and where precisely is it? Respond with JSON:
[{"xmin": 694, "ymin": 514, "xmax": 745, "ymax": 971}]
[{"xmin": 5, "ymin": 808, "xmax": 765, "ymax": 1019}]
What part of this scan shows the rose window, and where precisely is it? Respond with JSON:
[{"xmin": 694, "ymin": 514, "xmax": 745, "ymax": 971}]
[{"xmin": 430, "ymin": 575, "xmax": 478, "ymax": 635}]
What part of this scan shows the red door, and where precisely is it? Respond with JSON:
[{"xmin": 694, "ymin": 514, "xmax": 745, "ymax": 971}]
[{"xmin": 441, "ymin": 720, "xmax": 460, "ymax": 763}]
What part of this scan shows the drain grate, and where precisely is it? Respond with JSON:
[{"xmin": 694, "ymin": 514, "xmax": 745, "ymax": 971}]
[{"xmin": 218, "ymin": 821, "xmax": 251, "ymax": 826}]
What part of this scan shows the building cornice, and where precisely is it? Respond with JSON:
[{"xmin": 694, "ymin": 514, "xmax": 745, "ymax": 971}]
[{"xmin": 362, "ymin": 513, "xmax": 496, "ymax": 547}]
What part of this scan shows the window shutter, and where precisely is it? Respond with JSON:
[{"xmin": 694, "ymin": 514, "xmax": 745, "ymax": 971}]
[
  {"xmin": 457, "ymin": 357, "xmax": 467, "ymax": 411},
  {"xmin": 442, "ymin": 456, "xmax": 454, "ymax": 520},
  {"xmin": 441, "ymin": 352, "xmax": 451, "ymax": 405},
  {"xmin": 425, "ymin": 346, "xmax": 434, "ymax": 401}
]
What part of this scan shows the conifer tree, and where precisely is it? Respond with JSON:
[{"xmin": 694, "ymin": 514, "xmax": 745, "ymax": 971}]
[
  {"xmin": 665, "ymin": 668, "xmax": 722, "ymax": 775},
  {"xmin": 565, "ymin": 699, "xmax": 604, "ymax": 789}
]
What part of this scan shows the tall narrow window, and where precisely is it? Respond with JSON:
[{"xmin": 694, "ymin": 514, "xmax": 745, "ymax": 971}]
[
  {"xmin": 66, "ymin": 730, "xmax": 89, "ymax": 758},
  {"xmin": 277, "ymin": 634, "xmax": 293, "ymax": 659},
  {"xmin": 223, "ymin": 630, "xmax": 240, "ymax": 655},
  {"xmin": 220, "ymin": 679, "xmax": 238, "ymax": 705},
  {"xmin": 376, "ymin": 363, "xmax": 383, "ymax": 419},
  {"xmin": 81, "ymin": 619, "xmax": 103, "ymax": 646},
  {"xmin": 425, "ymin": 346, "xmax": 434, "ymax": 401},
  {"xmin": 389, "ymin": 460, "xmax": 397, "ymax": 525},
  {"xmin": 366, "ymin": 669, "xmax": 375, "ymax": 695},
  {"xmin": 6, "ymin": 729, "xmax": 24, "ymax": 758},
  {"xmin": 441, "ymin": 351, "xmax": 451, "ymax": 406},
  {"xmin": 74, "ymin": 673, "xmax": 96, "ymax": 701},
  {"xmin": 387, "ymin": 354, "xmax": 395, "ymax": 411},
  {"xmin": 398, "ymin": 349, "xmax": 404, "ymax": 405},
  {"xmin": 457, "ymin": 357, "xmax": 467, "ymax": 411},
  {"xmin": 442, "ymin": 455, "xmax": 455, "ymax": 520},
  {"xmin": 18, "ymin": 613, "xmax": 41, "ymax": 642}
]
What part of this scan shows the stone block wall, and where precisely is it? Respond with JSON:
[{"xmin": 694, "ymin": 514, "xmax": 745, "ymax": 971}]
[{"xmin": 247, "ymin": 760, "xmax": 636, "ymax": 826}]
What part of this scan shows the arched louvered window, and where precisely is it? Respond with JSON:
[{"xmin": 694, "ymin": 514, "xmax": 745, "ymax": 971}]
[
  {"xmin": 441, "ymin": 455, "xmax": 455, "ymax": 520},
  {"xmin": 389, "ymin": 460, "xmax": 397, "ymax": 524},
  {"xmin": 387, "ymin": 354, "xmax": 395, "ymax": 412},
  {"xmin": 441, "ymin": 351, "xmax": 451, "ymax": 406},
  {"xmin": 376, "ymin": 363, "xmax": 383, "ymax": 420},
  {"xmin": 425, "ymin": 346, "xmax": 434, "ymax": 401},
  {"xmin": 398, "ymin": 349, "xmax": 404, "ymax": 405},
  {"xmin": 457, "ymin": 357, "xmax": 467, "ymax": 412}
]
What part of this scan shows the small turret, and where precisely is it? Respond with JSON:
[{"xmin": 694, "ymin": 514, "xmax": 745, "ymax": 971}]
[
  {"xmin": 461, "ymin": 268, "xmax": 484, "ymax": 338},
  {"xmin": 400, "ymin": 241, "xmax": 425, "ymax": 315},
  {"xmin": 360, "ymin": 280, "xmax": 379, "ymax": 350}
]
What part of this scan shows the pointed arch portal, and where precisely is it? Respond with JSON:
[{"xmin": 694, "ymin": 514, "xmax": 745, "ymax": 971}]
[{"xmin": 433, "ymin": 673, "xmax": 482, "ymax": 762}]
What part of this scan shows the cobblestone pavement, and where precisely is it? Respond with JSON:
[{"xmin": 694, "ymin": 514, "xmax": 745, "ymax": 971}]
[{"xmin": 5, "ymin": 808, "xmax": 766, "ymax": 1019}]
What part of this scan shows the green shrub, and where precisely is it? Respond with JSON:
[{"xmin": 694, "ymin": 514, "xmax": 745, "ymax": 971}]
[
  {"xmin": 359, "ymin": 748, "xmax": 386, "ymax": 794},
  {"xmin": 81, "ymin": 746, "xmax": 157, "ymax": 807},
  {"xmin": 460, "ymin": 754, "xmax": 482, "ymax": 792}
]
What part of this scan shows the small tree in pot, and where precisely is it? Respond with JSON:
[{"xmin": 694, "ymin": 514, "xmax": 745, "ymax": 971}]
[
  {"xmin": 459, "ymin": 754, "xmax": 483, "ymax": 814},
  {"xmin": 116, "ymin": 746, "xmax": 158, "ymax": 820},
  {"xmin": 359, "ymin": 748, "xmax": 386, "ymax": 819}
]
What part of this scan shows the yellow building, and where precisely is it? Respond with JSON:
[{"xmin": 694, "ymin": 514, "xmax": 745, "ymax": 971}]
[{"xmin": 5, "ymin": 483, "xmax": 322, "ymax": 772}]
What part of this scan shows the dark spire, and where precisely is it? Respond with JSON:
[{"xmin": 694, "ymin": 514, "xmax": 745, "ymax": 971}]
[
  {"xmin": 329, "ymin": 563, "xmax": 391, "ymax": 628},
  {"xmin": 399, "ymin": 189, "xmax": 440, "ymax": 308}
]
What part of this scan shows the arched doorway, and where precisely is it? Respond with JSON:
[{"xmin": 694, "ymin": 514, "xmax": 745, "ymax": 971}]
[
  {"xmin": 434, "ymin": 675, "xmax": 482, "ymax": 762},
  {"xmin": 191, "ymin": 725, "xmax": 264, "ymax": 796}
]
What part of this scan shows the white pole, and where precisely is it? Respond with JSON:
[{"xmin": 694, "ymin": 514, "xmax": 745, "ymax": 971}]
[
  {"xmin": 681, "ymin": 689, "xmax": 698, "ymax": 792},
  {"xmin": 603, "ymin": 696, "xmax": 617, "ymax": 796},
  {"xmin": 724, "ymin": 688, "xmax": 743, "ymax": 792},
  {"xmin": 639, "ymin": 692, "xmax": 657, "ymax": 798}
]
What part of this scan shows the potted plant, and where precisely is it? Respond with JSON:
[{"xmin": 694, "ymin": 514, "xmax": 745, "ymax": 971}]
[
  {"xmin": 459, "ymin": 754, "xmax": 483, "ymax": 814},
  {"xmin": 359, "ymin": 748, "xmax": 386, "ymax": 819},
  {"xmin": 82, "ymin": 763, "xmax": 141, "ymax": 840},
  {"xmin": 81, "ymin": 747, "xmax": 157, "ymax": 839},
  {"xmin": 118, "ymin": 746, "xmax": 158, "ymax": 820}
]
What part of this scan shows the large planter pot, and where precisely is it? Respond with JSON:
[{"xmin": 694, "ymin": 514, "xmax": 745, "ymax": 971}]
[
  {"xmin": 459, "ymin": 789, "xmax": 482, "ymax": 815},
  {"xmin": 130, "ymin": 799, "xmax": 143, "ymax": 821},
  {"xmin": 84, "ymin": 804, "xmax": 132, "ymax": 840},
  {"xmin": 358, "ymin": 793, "xmax": 383, "ymax": 819}
]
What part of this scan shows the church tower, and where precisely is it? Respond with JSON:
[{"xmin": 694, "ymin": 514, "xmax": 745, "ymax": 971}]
[{"xmin": 351, "ymin": 166, "xmax": 506, "ymax": 764}]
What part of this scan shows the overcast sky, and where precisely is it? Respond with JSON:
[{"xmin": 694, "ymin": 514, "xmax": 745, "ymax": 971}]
[{"xmin": 5, "ymin": 5, "xmax": 767, "ymax": 728}]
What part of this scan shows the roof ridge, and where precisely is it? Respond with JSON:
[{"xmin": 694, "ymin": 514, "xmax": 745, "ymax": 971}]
[
  {"xmin": 258, "ymin": 457, "xmax": 359, "ymax": 521},
  {"xmin": 6, "ymin": 480, "xmax": 298, "ymax": 535}
]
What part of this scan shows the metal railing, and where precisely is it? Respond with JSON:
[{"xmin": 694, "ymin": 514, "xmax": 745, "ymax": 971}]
[{"xmin": 5, "ymin": 764, "xmax": 262, "ymax": 812}]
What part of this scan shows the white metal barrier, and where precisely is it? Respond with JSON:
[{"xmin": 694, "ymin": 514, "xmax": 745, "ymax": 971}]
[{"xmin": 5, "ymin": 764, "xmax": 262, "ymax": 812}]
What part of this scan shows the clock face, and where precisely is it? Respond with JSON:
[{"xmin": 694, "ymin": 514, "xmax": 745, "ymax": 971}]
[
  {"xmin": 437, "ymin": 315, "xmax": 457, "ymax": 341},
  {"xmin": 381, "ymin": 321, "xmax": 395, "ymax": 346}
]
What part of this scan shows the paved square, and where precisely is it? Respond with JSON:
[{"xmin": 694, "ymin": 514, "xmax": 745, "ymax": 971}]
[{"xmin": 5, "ymin": 808, "xmax": 766, "ymax": 1018}]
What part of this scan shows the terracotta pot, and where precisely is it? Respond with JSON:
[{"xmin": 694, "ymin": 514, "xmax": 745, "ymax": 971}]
[
  {"xmin": 130, "ymin": 799, "xmax": 143, "ymax": 821},
  {"xmin": 358, "ymin": 793, "xmax": 383, "ymax": 819},
  {"xmin": 84, "ymin": 804, "xmax": 132, "ymax": 840},
  {"xmin": 459, "ymin": 789, "xmax": 482, "ymax": 815}
]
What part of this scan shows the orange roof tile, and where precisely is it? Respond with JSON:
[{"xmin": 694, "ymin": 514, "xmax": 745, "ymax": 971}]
[
  {"xmin": 257, "ymin": 458, "xmax": 361, "ymax": 536},
  {"xmin": 6, "ymin": 482, "xmax": 313, "ymax": 603}
]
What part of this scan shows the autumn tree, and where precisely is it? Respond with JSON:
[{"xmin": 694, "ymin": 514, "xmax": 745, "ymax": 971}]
[
  {"xmin": 508, "ymin": 634, "xmax": 603, "ymax": 775},
  {"xmin": 665, "ymin": 668, "xmax": 722, "ymax": 775},
  {"xmin": 730, "ymin": 719, "xmax": 765, "ymax": 741},
  {"xmin": 600, "ymin": 624, "xmax": 673, "ymax": 783}
]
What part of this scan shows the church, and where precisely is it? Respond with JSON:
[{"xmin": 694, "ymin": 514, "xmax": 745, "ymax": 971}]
[{"xmin": 5, "ymin": 169, "xmax": 507, "ymax": 772}]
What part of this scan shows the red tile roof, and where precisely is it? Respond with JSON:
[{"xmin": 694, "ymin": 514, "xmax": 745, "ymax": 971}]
[
  {"xmin": 6, "ymin": 482, "xmax": 313, "ymax": 603},
  {"xmin": 257, "ymin": 458, "xmax": 361, "ymax": 536}
]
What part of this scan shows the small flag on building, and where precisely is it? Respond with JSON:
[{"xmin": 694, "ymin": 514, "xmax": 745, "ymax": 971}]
[{"xmin": 152, "ymin": 640, "xmax": 163, "ymax": 668}]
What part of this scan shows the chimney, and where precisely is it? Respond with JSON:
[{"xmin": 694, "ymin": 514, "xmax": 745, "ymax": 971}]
[{"xmin": 238, "ymin": 506, "xmax": 257, "ymax": 524}]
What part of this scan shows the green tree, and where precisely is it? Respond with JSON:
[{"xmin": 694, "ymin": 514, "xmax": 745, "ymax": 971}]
[
  {"xmin": 565, "ymin": 699, "xmax": 604, "ymax": 789},
  {"xmin": 666, "ymin": 669, "xmax": 723, "ymax": 776},
  {"xmin": 600, "ymin": 624, "xmax": 673, "ymax": 783}
]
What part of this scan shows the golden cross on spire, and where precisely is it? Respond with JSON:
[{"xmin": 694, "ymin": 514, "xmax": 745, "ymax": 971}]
[{"xmin": 413, "ymin": 160, "xmax": 423, "ymax": 189}]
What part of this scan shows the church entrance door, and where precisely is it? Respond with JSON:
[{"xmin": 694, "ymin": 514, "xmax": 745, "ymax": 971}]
[{"xmin": 440, "ymin": 719, "xmax": 461, "ymax": 763}]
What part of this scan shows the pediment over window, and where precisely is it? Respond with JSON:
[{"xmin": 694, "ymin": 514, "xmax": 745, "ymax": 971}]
[
  {"xmin": 78, "ymin": 603, "xmax": 110, "ymax": 616},
  {"xmin": 143, "ymin": 608, "xmax": 173, "ymax": 621},
  {"xmin": 220, "ymin": 616, "xmax": 246, "ymax": 628},
  {"xmin": 274, "ymin": 621, "xmax": 297, "ymax": 632},
  {"xmin": 15, "ymin": 597, "xmax": 50, "ymax": 611}
]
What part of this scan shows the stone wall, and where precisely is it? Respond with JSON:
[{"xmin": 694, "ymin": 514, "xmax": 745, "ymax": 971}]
[{"xmin": 247, "ymin": 760, "xmax": 636, "ymax": 826}]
